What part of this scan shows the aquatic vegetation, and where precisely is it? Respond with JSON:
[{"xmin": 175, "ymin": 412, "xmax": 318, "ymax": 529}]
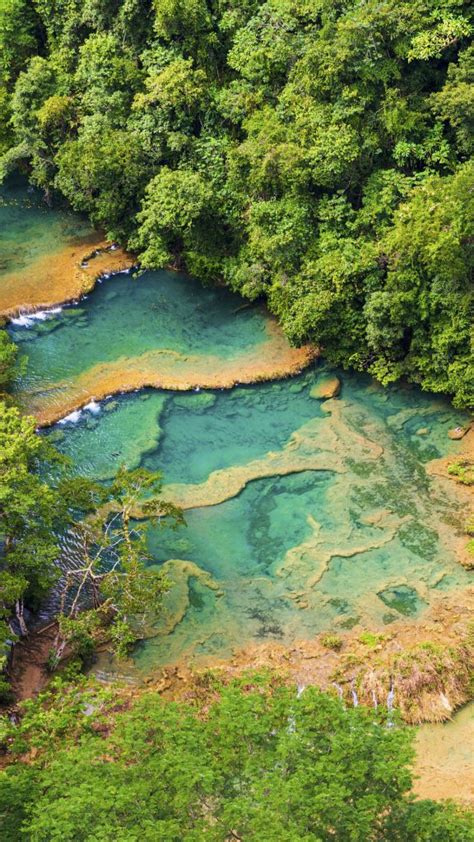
[
  {"xmin": 40, "ymin": 353, "xmax": 470, "ymax": 670},
  {"xmin": 448, "ymin": 458, "xmax": 474, "ymax": 486},
  {"xmin": 1, "ymin": 165, "xmax": 472, "ymax": 697},
  {"xmin": 320, "ymin": 634, "xmax": 343, "ymax": 651}
]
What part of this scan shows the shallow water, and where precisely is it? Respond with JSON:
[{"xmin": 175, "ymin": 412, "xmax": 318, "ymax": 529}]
[
  {"xmin": 0, "ymin": 176, "xmax": 93, "ymax": 314},
  {"xmin": 4, "ymin": 181, "xmax": 471, "ymax": 671},
  {"xmin": 0, "ymin": 177, "xmax": 89, "ymax": 273},
  {"xmin": 414, "ymin": 702, "xmax": 474, "ymax": 804},
  {"xmin": 44, "ymin": 362, "xmax": 471, "ymax": 668},
  {"xmin": 9, "ymin": 268, "xmax": 313, "ymax": 425},
  {"xmin": 10, "ymin": 271, "xmax": 269, "ymax": 386}
]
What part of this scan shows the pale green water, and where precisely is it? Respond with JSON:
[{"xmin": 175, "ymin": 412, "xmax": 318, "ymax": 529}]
[
  {"xmin": 9, "ymin": 270, "xmax": 270, "ymax": 398},
  {"xmin": 4, "ymin": 182, "xmax": 471, "ymax": 670},
  {"xmin": 0, "ymin": 176, "xmax": 90, "ymax": 280},
  {"xmin": 42, "ymin": 358, "xmax": 471, "ymax": 668},
  {"xmin": 414, "ymin": 702, "xmax": 474, "ymax": 803}
]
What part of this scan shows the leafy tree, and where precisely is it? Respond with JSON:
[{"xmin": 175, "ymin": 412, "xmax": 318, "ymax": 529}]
[
  {"xmin": 376, "ymin": 160, "xmax": 474, "ymax": 406},
  {"xmin": 0, "ymin": 403, "xmax": 66, "ymax": 637},
  {"xmin": 0, "ymin": 332, "xmax": 18, "ymax": 393},
  {"xmin": 136, "ymin": 165, "xmax": 223, "ymax": 277},
  {"xmin": 55, "ymin": 120, "xmax": 147, "ymax": 238},
  {"xmin": 431, "ymin": 44, "xmax": 474, "ymax": 157},
  {"xmin": 0, "ymin": 0, "xmax": 38, "ymax": 88},
  {"xmin": 0, "ymin": 0, "xmax": 473, "ymax": 405},
  {"xmin": 51, "ymin": 466, "xmax": 183, "ymax": 663},
  {"xmin": 0, "ymin": 676, "xmax": 473, "ymax": 840},
  {"xmin": 0, "ymin": 401, "xmax": 182, "ymax": 691}
]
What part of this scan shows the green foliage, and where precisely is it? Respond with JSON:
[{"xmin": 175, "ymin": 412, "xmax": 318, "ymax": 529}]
[
  {"xmin": 359, "ymin": 631, "xmax": 386, "ymax": 648},
  {"xmin": 55, "ymin": 123, "xmax": 147, "ymax": 238},
  {"xmin": 447, "ymin": 458, "xmax": 474, "ymax": 485},
  {"xmin": 0, "ymin": 676, "xmax": 473, "ymax": 840},
  {"xmin": 42, "ymin": 465, "xmax": 184, "ymax": 664},
  {"xmin": 0, "ymin": 400, "xmax": 183, "ymax": 682},
  {"xmin": 0, "ymin": 0, "xmax": 473, "ymax": 405},
  {"xmin": 320, "ymin": 633, "xmax": 343, "ymax": 650},
  {"xmin": 0, "ymin": 0, "xmax": 38, "ymax": 88},
  {"xmin": 0, "ymin": 331, "xmax": 18, "ymax": 392},
  {"xmin": 0, "ymin": 402, "xmax": 68, "ymax": 648}
]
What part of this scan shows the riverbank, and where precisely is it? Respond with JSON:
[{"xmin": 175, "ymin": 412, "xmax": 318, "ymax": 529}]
[
  {"xmin": 3, "ymin": 598, "xmax": 472, "ymax": 807},
  {"xmin": 6, "ymin": 585, "xmax": 471, "ymax": 723}
]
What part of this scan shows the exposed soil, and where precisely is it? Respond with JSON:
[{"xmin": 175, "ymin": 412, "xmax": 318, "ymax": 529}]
[{"xmin": 7, "ymin": 624, "xmax": 58, "ymax": 703}]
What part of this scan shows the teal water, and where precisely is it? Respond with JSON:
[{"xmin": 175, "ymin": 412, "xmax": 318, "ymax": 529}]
[
  {"xmin": 3, "ymin": 180, "xmax": 471, "ymax": 670},
  {"xmin": 0, "ymin": 176, "xmax": 93, "ymax": 319},
  {"xmin": 0, "ymin": 175, "xmax": 90, "ymax": 279},
  {"xmin": 44, "ymin": 361, "xmax": 471, "ymax": 667},
  {"xmin": 9, "ymin": 270, "xmax": 270, "ymax": 396}
]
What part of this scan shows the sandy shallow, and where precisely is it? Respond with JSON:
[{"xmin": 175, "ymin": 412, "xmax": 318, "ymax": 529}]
[
  {"xmin": 414, "ymin": 702, "xmax": 474, "ymax": 804},
  {"xmin": 19, "ymin": 320, "xmax": 317, "ymax": 427},
  {"xmin": 0, "ymin": 237, "xmax": 134, "ymax": 319}
]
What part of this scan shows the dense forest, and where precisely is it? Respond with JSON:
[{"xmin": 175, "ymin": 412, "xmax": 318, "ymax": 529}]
[
  {"xmin": 0, "ymin": 0, "xmax": 473, "ymax": 406},
  {"xmin": 0, "ymin": 3, "xmax": 473, "ymax": 838},
  {"xmin": 1, "ymin": 674, "xmax": 474, "ymax": 840}
]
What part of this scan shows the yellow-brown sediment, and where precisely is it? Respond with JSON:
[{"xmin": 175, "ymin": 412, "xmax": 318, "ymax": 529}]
[
  {"xmin": 161, "ymin": 399, "xmax": 381, "ymax": 510},
  {"xmin": 94, "ymin": 587, "xmax": 473, "ymax": 729},
  {"xmin": 19, "ymin": 322, "xmax": 318, "ymax": 427},
  {"xmin": 0, "ymin": 236, "xmax": 134, "ymax": 318},
  {"xmin": 413, "ymin": 702, "xmax": 474, "ymax": 805}
]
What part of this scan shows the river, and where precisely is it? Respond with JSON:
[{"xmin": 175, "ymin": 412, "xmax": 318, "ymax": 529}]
[{"xmin": 2, "ymin": 177, "xmax": 470, "ymax": 674}]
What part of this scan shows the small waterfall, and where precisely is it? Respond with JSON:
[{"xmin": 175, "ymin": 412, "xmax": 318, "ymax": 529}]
[
  {"xmin": 387, "ymin": 680, "xmax": 395, "ymax": 712},
  {"xmin": 83, "ymin": 399, "xmax": 101, "ymax": 415},
  {"xmin": 10, "ymin": 306, "xmax": 62, "ymax": 328},
  {"xmin": 58, "ymin": 409, "xmax": 82, "ymax": 425},
  {"xmin": 332, "ymin": 682, "xmax": 343, "ymax": 700},
  {"xmin": 387, "ymin": 679, "xmax": 395, "ymax": 726},
  {"xmin": 288, "ymin": 683, "xmax": 306, "ymax": 733},
  {"xmin": 35, "ymin": 528, "xmax": 96, "ymax": 624},
  {"xmin": 372, "ymin": 690, "xmax": 378, "ymax": 709},
  {"xmin": 351, "ymin": 680, "xmax": 359, "ymax": 708}
]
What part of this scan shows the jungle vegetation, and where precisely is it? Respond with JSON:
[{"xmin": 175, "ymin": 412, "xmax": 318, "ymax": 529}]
[
  {"xmin": 0, "ymin": 332, "xmax": 182, "ymax": 697},
  {"xmin": 0, "ymin": 0, "xmax": 472, "ymax": 407},
  {"xmin": 1, "ymin": 673, "xmax": 474, "ymax": 841}
]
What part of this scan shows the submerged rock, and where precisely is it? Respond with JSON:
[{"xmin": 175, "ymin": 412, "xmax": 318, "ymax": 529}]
[
  {"xmin": 174, "ymin": 392, "xmax": 216, "ymax": 411},
  {"xmin": 310, "ymin": 376, "xmax": 341, "ymax": 400}
]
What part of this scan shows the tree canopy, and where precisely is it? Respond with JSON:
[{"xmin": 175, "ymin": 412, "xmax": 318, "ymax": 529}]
[
  {"xmin": 0, "ymin": 674, "xmax": 473, "ymax": 840},
  {"xmin": 1, "ymin": 0, "xmax": 473, "ymax": 405}
]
